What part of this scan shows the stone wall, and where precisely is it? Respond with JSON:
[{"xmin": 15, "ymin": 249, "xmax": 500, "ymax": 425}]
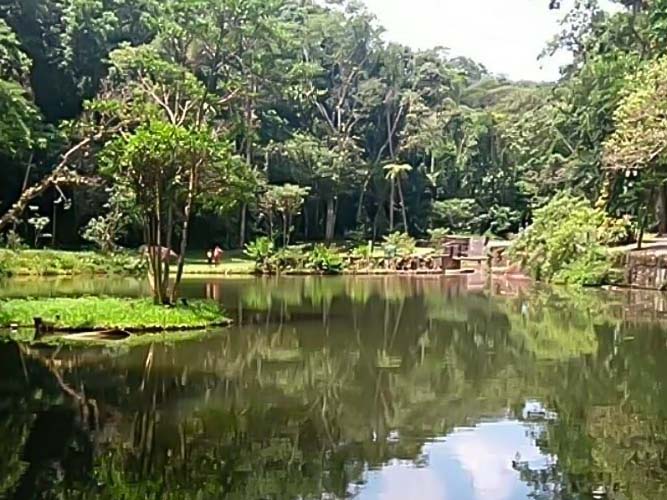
[{"xmin": 625, "ymin": 252, "xmax": 667, "ymax": 290}]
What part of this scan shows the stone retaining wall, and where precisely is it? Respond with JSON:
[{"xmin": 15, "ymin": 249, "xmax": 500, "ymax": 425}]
[{"xmin": 625, "ymin": 252, "xmax": 667, "ymax": 290}]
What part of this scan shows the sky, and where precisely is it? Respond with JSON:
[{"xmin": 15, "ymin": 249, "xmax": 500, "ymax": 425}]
[
  {"xmin": 360, "ymin": 0, "xmax": 599, "ymax": 82},
  {"xmin": 354, "ymin": 420, "xmax": 554, "ymax": 500}
]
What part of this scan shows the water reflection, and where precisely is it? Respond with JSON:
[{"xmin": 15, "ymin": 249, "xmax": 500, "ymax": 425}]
[{"xmin": 1, "ymin": 276, "xmax": 667, "ymax": 499}]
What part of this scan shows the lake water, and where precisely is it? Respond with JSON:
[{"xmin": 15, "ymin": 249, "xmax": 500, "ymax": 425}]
[{"xmin": 2, "ymin": 275, "xmax": 667, "ymax": 499}]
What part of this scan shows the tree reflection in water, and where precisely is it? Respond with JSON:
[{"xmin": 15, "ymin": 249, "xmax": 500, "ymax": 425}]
[{"xmin": 2, "ymin": 276, "xmax": 667, "ymax": 499}]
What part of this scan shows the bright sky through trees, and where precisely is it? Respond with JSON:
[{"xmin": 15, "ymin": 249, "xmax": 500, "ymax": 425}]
[{"xmin": 361, "ymin": 0, "xmax": 616, "ymax": 81}]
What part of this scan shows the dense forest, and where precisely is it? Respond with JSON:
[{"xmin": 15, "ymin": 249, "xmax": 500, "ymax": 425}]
[{"xmin": 0, "ymin": 0, "xmax": 665, "ymax": 252}]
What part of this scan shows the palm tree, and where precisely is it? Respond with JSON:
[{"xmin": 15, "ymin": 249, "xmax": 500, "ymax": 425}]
[{"xmin": 383, "ymin": 163, "xmax": 413, "ymax": 232}]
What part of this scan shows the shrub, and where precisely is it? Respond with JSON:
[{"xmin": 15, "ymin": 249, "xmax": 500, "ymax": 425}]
[
  {"xmin": 432, "ymin": 199, "xmax": 520, "ymax": 235},
  {"xmin": 427, "ymin": 228, "xmax": 449, "ymax": 248},
  {"xmin": 484, "ymin": 205, "xmax": 522, "ymax": 236},
  {"xmin": 351, "ymin": 242, "xmax": 373, "ymax": 260},
  {"xmin": 244, "ymin": 237, "xmax": 276, "ymax": 273},
  {"xmin": 1, "ymin": 229, "xmax": 25, "ymax": 250},
  {"xmin": 552, "ymin": 247, "xmax": 615, "ymax": 286},
  {"xmin": 598, "ymin": 215, "xmax": 635, "ymax": 246},
  {"xmin": 270, "ymin": 246, "xmax": 307, "ymax": 270},
  {"xmin": 382, "ymin": 232, "xmax": 416, "ymax": 258},
  {"xmin": 432, "ymin": 198, "xmax": 479, "ymax": 233},
  {"xmin": 82, "ymin": 185, "xmax": 136, "ymax": 252},
  {"xmin": 0, "ymin": 249, "xmax": 145, "ymax": 276},
  {"xmin": 349, "ymin": 242, "xmax": 373, "ymax": 270},
  {"xmin": 307, "ymin": 244, "xmax": 343, "ymax": 274},
  {"xmin": 509, "ymin": 193, "xmax": 627, "ymax": 284}
]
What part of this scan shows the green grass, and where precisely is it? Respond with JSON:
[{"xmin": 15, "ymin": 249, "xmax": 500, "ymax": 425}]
[
  {"xmin": 0, "ymin": 245, "xmax": 438, "ymax": 278},
  {"xmin": 0, "ymin": 249, "xmax": 144, "ymax": 277},
  {"xmin": 182, "ymin": 255, "xmax": 255, "ymax": 275},
  {"xmin": 0, "ymin": 297, "xmax": 228, "ymax": 331}
]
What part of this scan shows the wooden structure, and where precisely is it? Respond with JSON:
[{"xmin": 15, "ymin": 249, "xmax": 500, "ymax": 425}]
[{"xmin": 344, "ymin": 235, "xmax": 508, "ymax": 275}]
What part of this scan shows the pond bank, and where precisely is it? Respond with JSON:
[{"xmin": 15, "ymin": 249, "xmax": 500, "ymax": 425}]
[
  {"xmin": 0, "ymin": 297, "xmax": 230, "ymax": 343},
  {"xmin": 0, "ymin": 249, "xmax": 145, "ymax": 276}
]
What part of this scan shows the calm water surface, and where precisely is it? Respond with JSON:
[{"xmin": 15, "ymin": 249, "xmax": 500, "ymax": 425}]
[{"xmin": 2, "ymin": 275, "xmax": 667, "ymax": 499}]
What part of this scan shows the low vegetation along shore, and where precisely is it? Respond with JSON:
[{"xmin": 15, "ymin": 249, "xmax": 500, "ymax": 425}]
[
  {"xmin": 0, "ymin": 249, "xmax": 254, "ymax": 277},
  {"xmin": 0, "ymin": 297, "xmax": 228, "ymax": 335},
  {"xmin": 0, "ymin": 249, "xmax": 145, "ymax": 277}
]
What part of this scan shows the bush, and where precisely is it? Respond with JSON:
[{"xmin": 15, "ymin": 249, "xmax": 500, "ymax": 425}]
[
  {"xmin": 244, "ymin": 237, "xmax": 276, "ymax": 273},
  {"xmin": 0, "ymin": 249, "xmax": 145, "ymax": 277},
  {"xmin": 382, "ymin": 232, "xmax": 416, "ymax": 258},
  {"xmin": 1, "ymin": 229, "xmax": 25, "ymax": 251},
  {"xmin": 432, "ymin": 199, "xmax": 520, "ymax": 235},
  {"xmin": 483, "ymin": 205, "xmax": 522, "ymax": 236},
  {"xmin": 307, "ymin": 244, "xmax": 343, "ymax": 274},
  {"xmin": 351, "ymin": 242, "xmax": 373, "ymax": 260},
  {"xmin": 552, "ymin": 247, "xmax": 615, "ymax": 286},
  {"xmin": 82, "ymin": 185, "xmax": 137, "ymax": 252},
  {"xmin": 509, "ymin": 193, "xmax": 627, "ymax": 284},
  {"xmin": 270, "ymin": 246, "xmax": 307, "ymax": 270},
  {"xmin": 598, "ymin": 215, "xmax": 635, "ymax": 246},
  {"xmin": 427, "ymin": 228, "xmax": 449, "ymax": 248},
  {"xmin": 432, "ymin": 198, "xmax": 479, "ymax": 233}
]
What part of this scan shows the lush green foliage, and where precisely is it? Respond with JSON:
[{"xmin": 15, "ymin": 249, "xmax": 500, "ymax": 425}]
[
  {"xmin": 259, "ymin": 184, "xmax": 311, "ymax": 246},
  {"xmin": 244, "ymin": 237, "xmax": 276, "ymax": 273},
  {"xmin": 382, "ymin": 232, "xmax": 417, "ymax": 258},
  {"xmin": 82, "ymin": 185, "xmax": 136, "ymax": 252},
  {"xmin": 0, "ymin": 297, "xmax": 226, "ymax": 330},
  {"xmin": 0, "ymin": 249, "xmax": 144, "ymax": 277},
  {"xmin": 1, "ymin": 0, "xmax": 667, "ymax": 264},
  {"xmin": 306, "ymin": 244, "xmax": 343, "ymax": 274},
  {"xmin": 509, "ymin": 193, "xmax": 627, "ymax": 284}
]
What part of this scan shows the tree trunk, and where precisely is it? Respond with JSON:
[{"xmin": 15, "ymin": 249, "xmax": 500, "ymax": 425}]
[
  {"xmin": 388, "ymin": 179, "xmax": 395, "ymax": 231},
  {"xmin": 147, "ymin": 215, "xmax": 164, "ymax": 305},
  {"xmin": 171, "ymin": 165, "xmax": 198, "ymax": 303},
  {"xmin": 638, "ymin": 187, "xmax": 656, "ymax": 250},
  {"xmin": 239, "ymin": 203, "xmax": 247, "ymax": 249},
  {"xmin": 154, "ymin": 181, "xmax": 166, "ymax": 304},
  {"xmin": 268, "ymin": 212, "xmax": 274, "ymax": 241},
  {"xmin": 659, "ymin": 182, "xmax": 667, "ymax": 235},
  {"xmin": 51, "ymin": 200, "xmax": 57, "ymax": 248},
  {"xmin": 325, "ymin": 198, "xmax": 337, "ymax": 243},
  {"xmin": 282, "ymin": 213, "xmax": 288, "ymax": 248},
  {"xmin": 397, "ymin": 179, "xmax": 408, "ymax": 232},
  {"xmin": 162, "ymin": 203, "xmax": 174, "ymax": 298},
  {"xmin": 386, "ymin": 107, "xmax": 395, "ymax": 159}
]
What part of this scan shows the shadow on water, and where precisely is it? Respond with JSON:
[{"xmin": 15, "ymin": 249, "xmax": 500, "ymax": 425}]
[{"xmin": 2, "ymin": 274, "xmax": 667, "ymax": 498}]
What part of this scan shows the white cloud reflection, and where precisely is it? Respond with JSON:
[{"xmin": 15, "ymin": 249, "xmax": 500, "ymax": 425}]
[{"xmin": 354, "ymin": 420, "xmax": 555, "ymax": 500}]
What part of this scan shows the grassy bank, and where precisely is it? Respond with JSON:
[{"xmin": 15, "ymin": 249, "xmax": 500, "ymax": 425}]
[
  {"xmin": 0, "ymin": 297, "xmax": 228, "ymax": 331},
  {"xmin": 0, "ymin": 249, "xmax": 253, "ymax": 277},
  {"xmin": 182, "ymin": 252, "xmax": 255, "ymax": 275},
  {"xmin": 0, "ymin": 249, "xmax": 144, "ymax": 277}
]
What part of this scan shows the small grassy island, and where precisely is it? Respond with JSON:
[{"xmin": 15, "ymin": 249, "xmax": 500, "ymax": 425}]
[{"xmin": 0, "ymin": 297, "xmax": 229, "ymax": 344}]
